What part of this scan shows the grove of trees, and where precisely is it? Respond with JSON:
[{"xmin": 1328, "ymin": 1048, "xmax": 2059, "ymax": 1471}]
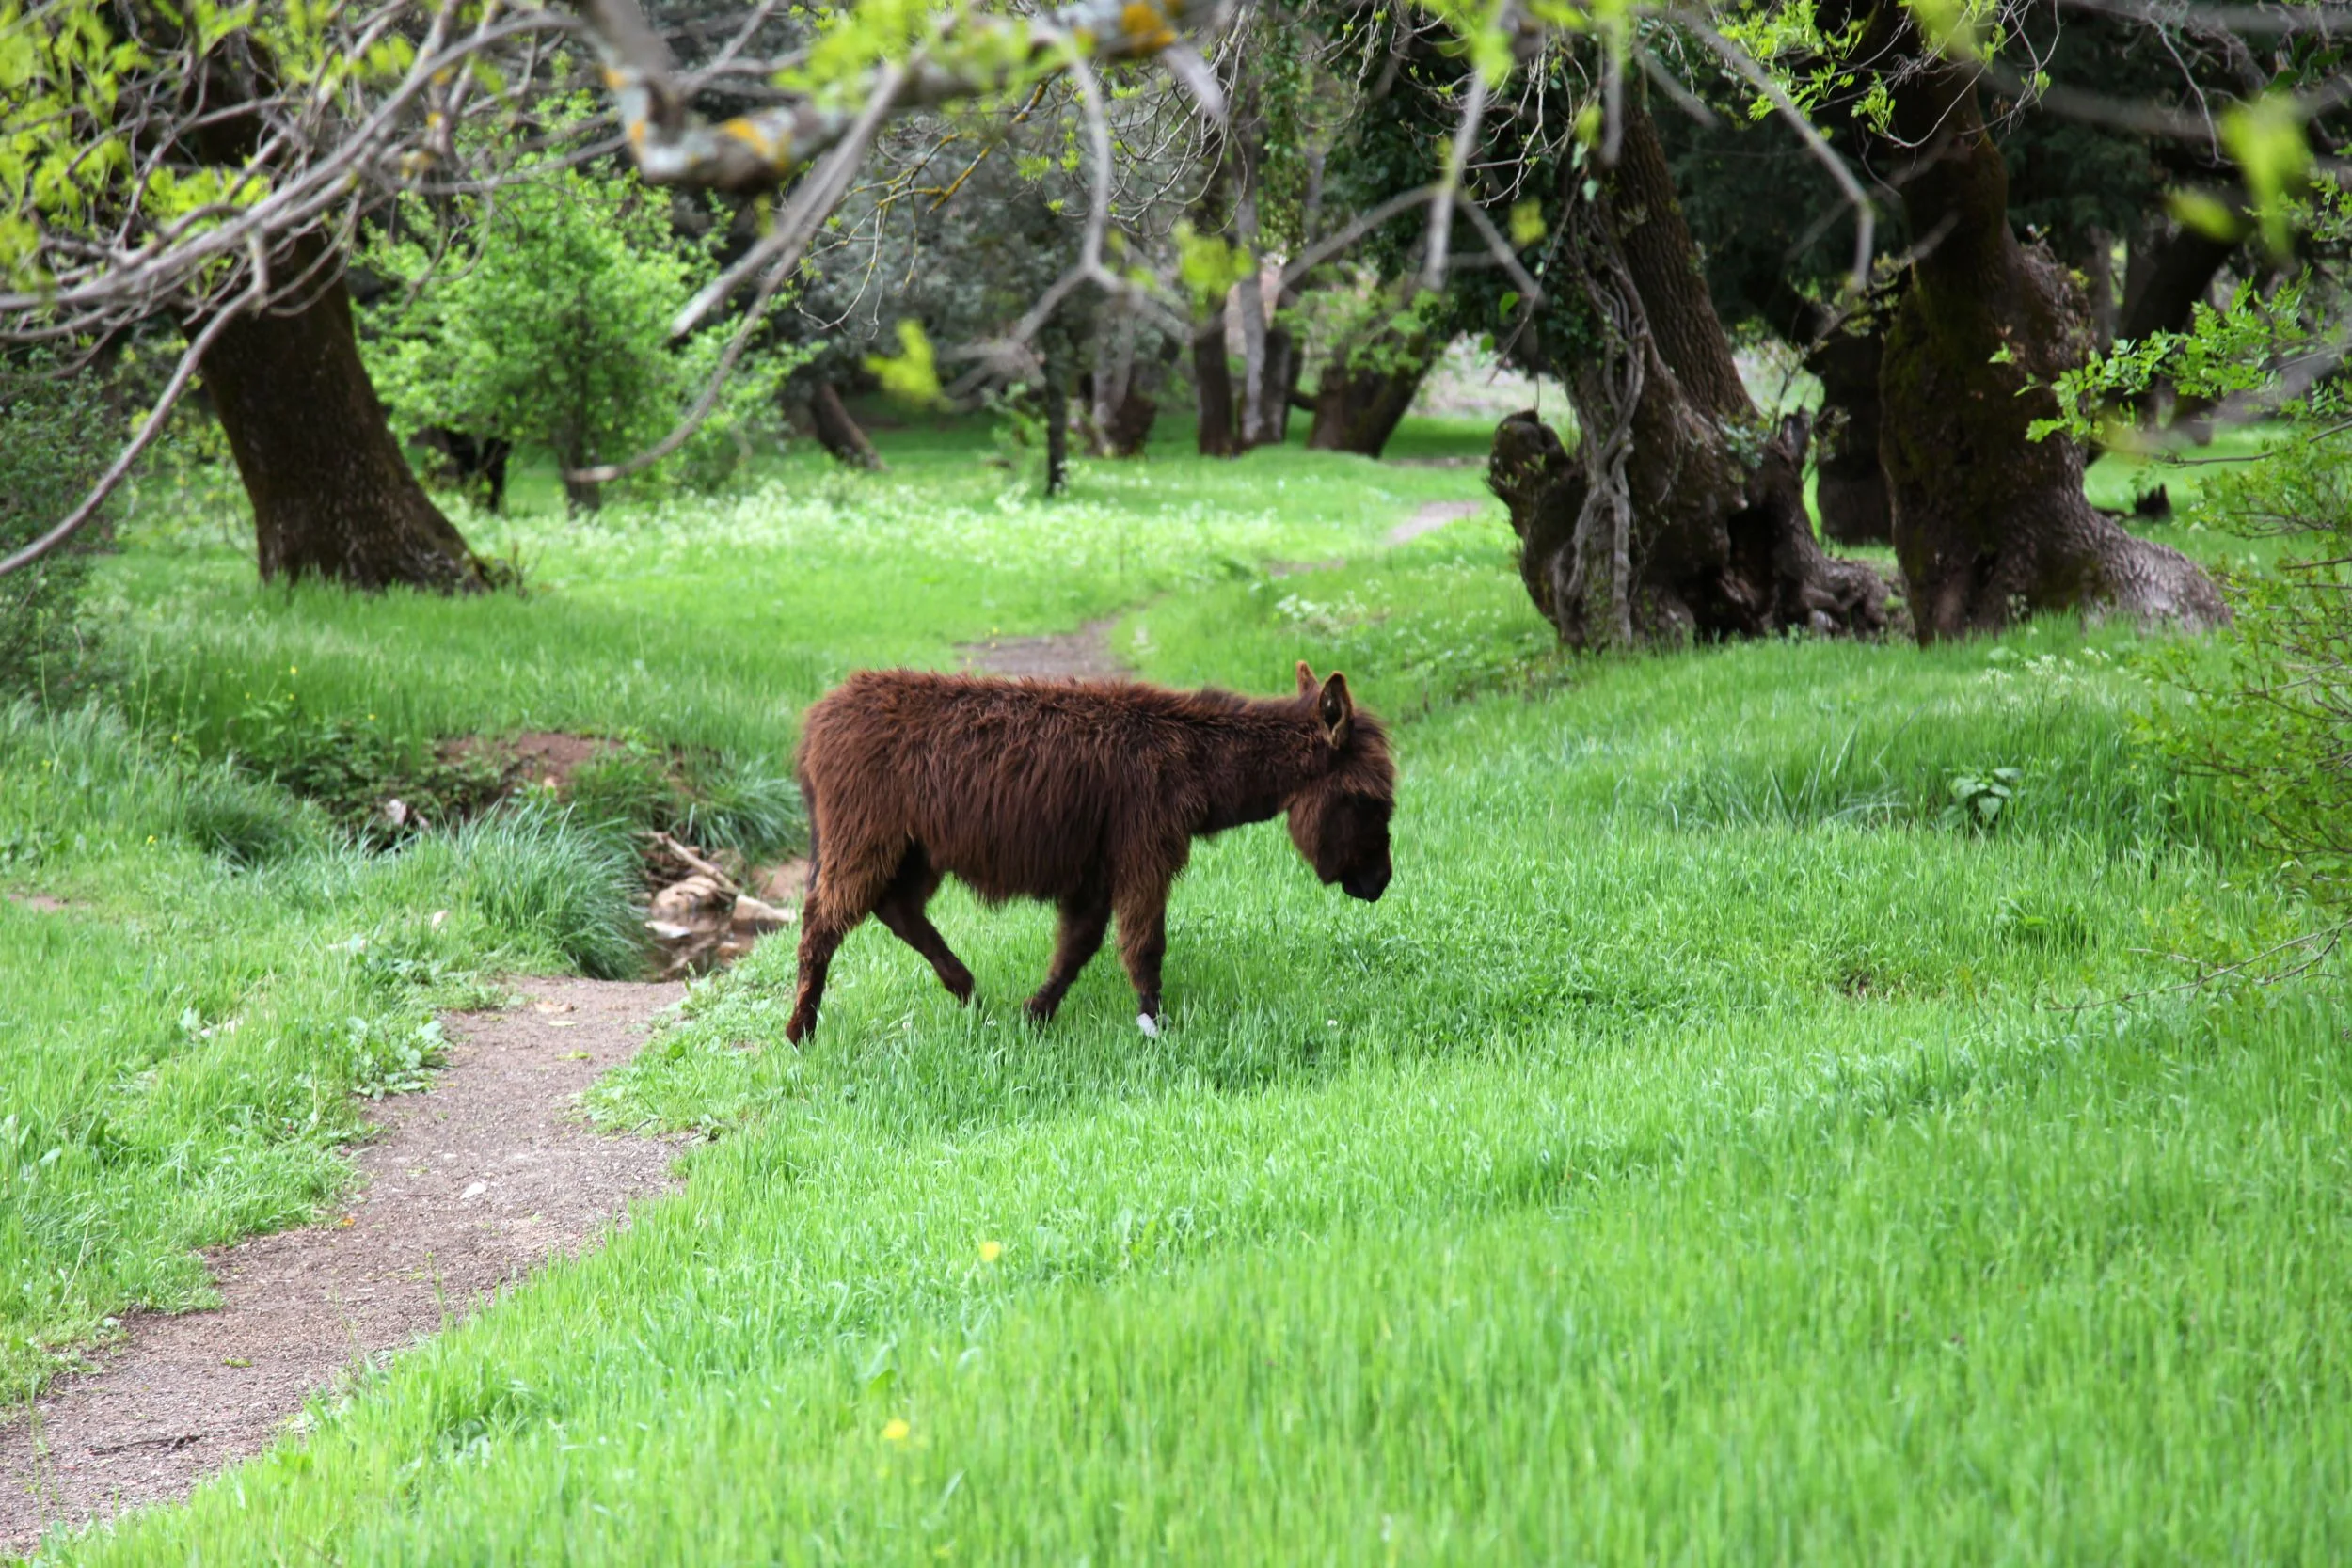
[{"xmin": 4, "ymin": 0, "xmax": 2344, "ymax": 661}]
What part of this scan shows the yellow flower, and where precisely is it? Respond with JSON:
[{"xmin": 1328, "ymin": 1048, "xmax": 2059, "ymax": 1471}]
[
  {"xmin": 288, "ymin": 665, "xmax": 297, "ymax": 674},
  {"xmin": 882, "ymin": 1418, "xmax": 911, "ymax": 1443},
  {"xmin": 978, "ymin": 1240, "xmax": 1003, "ymax": 1264}
]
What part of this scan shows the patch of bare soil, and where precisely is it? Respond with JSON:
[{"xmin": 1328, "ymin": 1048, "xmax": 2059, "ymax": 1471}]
[
  {"xmin": 3, "ymin": 893, "xmax": 68, "ymax": 912},
  {"xmin": 439, "ymin": 730, "xmax": 624, "ymax": 794},
  {"xmin": 958, "ymin": 617, "xmax": 1132, "ymax": 681},
  {"xmin": 1387, "ymin": 499, "xmax": 1486, "ymax": 546},
  {"xmin": 0, "ymin": 978, "xmax": 685, "ymax": 1557}
]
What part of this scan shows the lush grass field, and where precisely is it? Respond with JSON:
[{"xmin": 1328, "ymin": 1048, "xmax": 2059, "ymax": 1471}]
[{"xmin": 8, "ymin": 416, "xmax": 2348, "ymax": 1562}]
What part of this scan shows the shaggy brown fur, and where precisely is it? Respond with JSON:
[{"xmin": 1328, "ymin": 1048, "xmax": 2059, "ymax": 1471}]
[{"xmin": 785, "ymin": 662, "xmax": 1394, "ymax": 1042}]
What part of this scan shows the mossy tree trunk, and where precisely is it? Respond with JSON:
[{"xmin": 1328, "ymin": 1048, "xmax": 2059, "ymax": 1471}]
[
  {"xmin": 1847, "ymin": 2, "xmax": 2226, "ymax": 640},
  {"xmin": 1491, "ymin": 98, "xmax": 1885, "ymax": 648},
  {"xmin": 1306, "ymin": 328, "xmax": 1435, "ymax": 458}
]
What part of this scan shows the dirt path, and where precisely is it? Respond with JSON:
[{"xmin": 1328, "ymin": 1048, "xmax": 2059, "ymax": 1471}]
[
  {"xmin": 1386, "ymin": 499, "xmax": 1486, "ymax": 546},
  {"xmin": 960, "ymin": 616, "xmax": 1131, "ymax": 680},
  {"xmin": 961, "ymin": 499, "xmax": 1487, "ymax": 676},
  {"xmin": 0, "ymin": 977, "xmax": 685, "ymax": 1557}
]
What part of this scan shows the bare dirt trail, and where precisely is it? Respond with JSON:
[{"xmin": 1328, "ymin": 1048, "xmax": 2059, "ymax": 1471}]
[
  {"xmin": 959, "ymin": 616, "xmax": 1130, "ymax": 681},
  {"xmin": 0, "ymin": 977, "xmax": 685, "ymax": 1558},
  {"xmin": 1386, "ymin": 499, "xmax": 1486, "ymax": 547},
  {"xmin": 958, "ymin": 499, "xmax": 1489, "ymax": 676}
]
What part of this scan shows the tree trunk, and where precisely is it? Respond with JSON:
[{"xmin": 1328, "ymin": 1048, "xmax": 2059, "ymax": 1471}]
[
  {"xmin": 1851, "ymin": 6, "xmax": 2227, "ymax": 641},
  {"xmin": 2119, "ymin": 213, "xmax": 2236, "ymax": 343},
  {"xmin": 1804, "ymin": 319, "xmax": 1891, "ymax": 546},
  {"xmin": 558, "ymin": 428, "xmax": 601, "ymax": 515},
  {"xmin": 1193, "ymin": 298, "xmax": 1239, "ymax": 457},
  {"xmin": 1085, "ymin": 303, "xmax": 1167, "ymax": 458},
  {"xmin": 809, "ymin": 379, "xmax": 885, "ymax": 469},
  {"xmin": 1492, "ymin": 99, "xmax": 1886, "ymax": 648},
  {"xmin": 1306, "ymin": 335, "xmax": 1434, "ymax": 457},
  {"xmin": 1041, "ymin": 370, "xmax": 1070, "ymax": 496},
  {"xmin": 1187, "ymin": 124, "xmax": 1241, "ymax": 459},
  {"xmin": 199, "ymin": 236, "xmax": 486, "ymax": 592}
]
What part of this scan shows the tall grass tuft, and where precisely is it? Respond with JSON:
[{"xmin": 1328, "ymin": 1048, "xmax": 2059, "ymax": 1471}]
[{"xmin": 446, "ymin": 799, "xmax": 647, "ymax": 978}]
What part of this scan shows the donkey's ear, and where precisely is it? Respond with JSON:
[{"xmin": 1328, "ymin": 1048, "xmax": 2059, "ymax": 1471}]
[
  {"xmin": 1317, "ymin": 671, "xmax": 1354, "ymax": 747},
  {"xmin": 1296, "ymin": 660, "xmax": 1318, "ymax": 696}
]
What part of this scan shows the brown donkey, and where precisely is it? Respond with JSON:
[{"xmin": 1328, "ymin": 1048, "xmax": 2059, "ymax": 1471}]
[{"xmin": 784, "ymin": 662, "xmax": 1394, "ymax": 1042}]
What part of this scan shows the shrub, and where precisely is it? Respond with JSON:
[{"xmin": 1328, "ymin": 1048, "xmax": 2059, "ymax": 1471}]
[
  {"xmin": 360, "ymin": 158, "xmax": 803, "ymax": 507},
  {"xmin": 0, "ymin": 356, "xmax": 114, "ymax": 698}
]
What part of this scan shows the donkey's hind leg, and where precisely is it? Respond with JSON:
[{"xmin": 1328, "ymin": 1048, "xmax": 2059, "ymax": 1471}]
[
  {"xmin": 873, "ymin": 844, "xmax": 976, "ymax": 1004},
  {"xmin": 1113, "ymin": 881, "xmax": 1170, "ymax": 1027},
  {"xmin": 785, "ymin": 829, "xmax": 897, "ymax": 1046},
  {"xmin": 1024, "ymin": 884, "xmax": 1111, "ymax": 1023}
]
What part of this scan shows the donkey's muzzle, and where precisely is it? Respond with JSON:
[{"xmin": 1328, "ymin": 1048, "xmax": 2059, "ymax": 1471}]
[{"xmin": 1342, "ymin": 865, "xmax": 1390, "ymax": 902}]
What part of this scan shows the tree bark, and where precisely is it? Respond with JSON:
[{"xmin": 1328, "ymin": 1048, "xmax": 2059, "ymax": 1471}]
[
  {"xmin": 1851, "ymin": 7, "xmax": 2227, "ymax": 640},
  {"xmin": 2119, "ymin": 213, "xmax": 2236, "ymax": 343},
  {"xmin": 1041, "ymin": 369, "xmax": 1070, "ymax": 496},
  {"xmin": 1492, "ymin": 100, "xmax": 1885, "ymax": 648},
  {"xmin": 1193, "ymin": 297, "xmax": 1239, "ymax": 457},
  {"xmin": 182, "ymin": 53, "xmax": 484, "ymax": 591},
  {"xmin": 199, "ymin": 236, "xmax": 486, "ymax": 591},
  {"xmin": 1085, "ymin": 302, "xmax": 1167, "ymax": 457},
  {"xmin": 1306, "ymin": 334, "xmax": 1435, "ymax": 457},
  {"xmin": 1187, "ymin": 125, "xmax": 1241, "ymax": 459},
  {"xmin": 808, "ymin": 379, "xmax": 885, "ymax": 469},
  {"xmin": 1804, "ymin": 319, "xmax": 1891, "ymax": 546}
]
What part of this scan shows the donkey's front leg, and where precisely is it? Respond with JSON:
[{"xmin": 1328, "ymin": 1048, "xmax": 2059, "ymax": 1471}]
[{"xmin": 1113, "ymin": 883, "xmax": 1170, "ymax": 1035}]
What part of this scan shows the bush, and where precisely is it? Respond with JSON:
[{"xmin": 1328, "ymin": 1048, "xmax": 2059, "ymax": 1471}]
[
  {"xmin": 2153, "ymin": 432, "xmax": 2352, "ymax": 907},
  {"xmin": 0, "ymin": 357, "xmax": 114, "ymax": 698},
  {"xmin": 360, "ymin": 158, "xmax": 803, "ymax": 507}
]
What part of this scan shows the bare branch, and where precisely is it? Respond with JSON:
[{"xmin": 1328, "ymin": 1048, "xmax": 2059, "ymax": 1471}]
[
  {"xmin": 1682, "ymin": 18, "xmax": 1877, "ymax": 299},
  {"xmin": 0, "ymin": 236, "xmax": 269, "ymax": 578},
  {"xmin": 571, "ymin": 63, "xmax": 914, "ymax": 485},
  {"xmin": 574, "ymin": 0, "xmax": 1231, "ymax": 194},
  {"xmin": 1422, "ymin": 69, "xmax": 1493, "ymax": 294}
]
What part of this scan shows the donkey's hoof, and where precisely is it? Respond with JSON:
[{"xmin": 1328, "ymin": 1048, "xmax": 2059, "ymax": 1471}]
[
  {"xmin": 1136, "ymin": 1012, "xmax": 1160, "ymax": 1038},
  {"xmin": 1021, "ymin": 994, "xmax": 1058, "ymax": 1025}
]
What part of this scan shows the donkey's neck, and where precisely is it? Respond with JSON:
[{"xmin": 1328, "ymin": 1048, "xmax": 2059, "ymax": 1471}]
[{"xmin": 1194, "ymin": 702, "xmax": 1324, "ymax": 835}]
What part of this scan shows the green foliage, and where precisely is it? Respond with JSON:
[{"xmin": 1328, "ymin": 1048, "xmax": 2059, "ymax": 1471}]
[
  {"xmin": 564, "ymin": 742, "xmax": 805, "ymax": 864},
  {"xmin": 0, "ymin": 355, "xmax": 113, "ymax": 699},
  {"xmin": 2148, "ymin": 431, "xmax": 2352, "ymax": 909},
  {"xmin": 1941, "ymin": 765, "xmax": 2022, "ymax": 831},
  {"xmin": 223, "ymin": 690, "xmax": 506, "ymax": 847},
  {"xmin": 2037, "ymin": 206, "xmax": 2352, "ymax": 917},
  {"xmin": 2032, "ymin": 277, "xmax": 2322, "ymax": 446},
  {"xmin": 863, "ymin": 319, "xmax": 943, "ymax": 407},
  {"xmin": 360, "ymin": 159, "xmax": 800, "ymax": 499},
  {"xmin": 1173, "ymin": 220, "xmax": 1256, "ymax": 309},
  {"xmin": 446, "ymin": 800, "xmax": 647, "ymax": 980}
]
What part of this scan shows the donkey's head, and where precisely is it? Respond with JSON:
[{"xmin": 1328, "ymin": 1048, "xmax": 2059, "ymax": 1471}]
[{"xmin": 1285, "ymin": 663, "xmax": 1395, "ymax": 902}]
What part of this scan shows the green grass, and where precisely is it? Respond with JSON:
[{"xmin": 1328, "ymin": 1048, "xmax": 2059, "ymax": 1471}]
[{"xmin": 9, "ymin": 417, "xmax": 2348, "ymax": 1563}]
